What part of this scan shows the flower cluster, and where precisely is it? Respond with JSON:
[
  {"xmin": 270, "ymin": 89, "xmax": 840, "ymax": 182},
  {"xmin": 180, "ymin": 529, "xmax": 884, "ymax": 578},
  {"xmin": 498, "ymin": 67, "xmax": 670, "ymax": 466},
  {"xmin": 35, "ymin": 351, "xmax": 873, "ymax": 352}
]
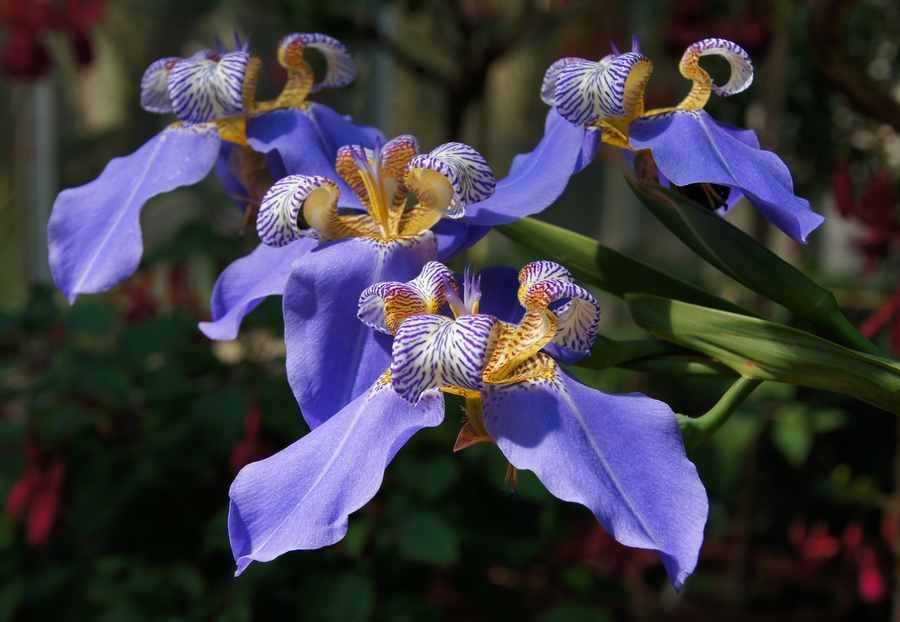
[{"xmin": 46, "ymin": 30, "xmax": 830, "ymax": 589}]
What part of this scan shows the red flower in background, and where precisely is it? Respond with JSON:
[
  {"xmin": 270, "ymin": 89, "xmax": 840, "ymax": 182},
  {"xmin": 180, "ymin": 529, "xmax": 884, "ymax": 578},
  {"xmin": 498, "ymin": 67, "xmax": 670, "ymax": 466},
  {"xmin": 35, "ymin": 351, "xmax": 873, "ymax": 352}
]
[
  {"xmin": 6, "ymin": 439, "xmax": 66, "ymax": 547},
  {"xmin": 229, "ymin": 404, "xmax": 271, "ymax": 473},
  {"xmin": 832, "ymin": 161, "xmax": 900, "ymax": 273},
  {"xmin": 0, "ymin": 0, "xmax": 103, "ymax": 79}
]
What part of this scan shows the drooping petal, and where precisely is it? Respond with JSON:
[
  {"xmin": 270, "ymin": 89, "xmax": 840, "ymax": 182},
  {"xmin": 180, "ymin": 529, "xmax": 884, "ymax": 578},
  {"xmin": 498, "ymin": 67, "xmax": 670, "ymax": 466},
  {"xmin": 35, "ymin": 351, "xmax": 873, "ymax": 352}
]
[
  {"xmin": 284, "ymin": 234, "xmax": 437, "ymax": 429},
  {"xmin": 49, "ymin": 125, "xmax": 221, "ymax": 303},
  {"xmin": 228, "ymin": 378, "xmax": 444, "ymax": 575},
  {"xmin": 199, "ymin": 238, "xmax": 317, "ymax": 340},
  {"xmin": 168, "ymin": 50, "xmax": 249, "ymax": 123},
  {"xmin": 358, "ymin": 261, "xmax": 454, "ymax": 334},
  {"xmin": 629, "ymin": 110, "xmax": 824, "ymax": 242},
  {"xmin": 483, "ymin": 368, "xmax": 708, "ymax": 589},
  {"xmin": 278, "ymin": 33, "xmax": 355, "ymax": 93},
  {"xmin": 391, "ymin": 313, "xmax": 497, "ymax": 403},
  {"xmin": 139, "ymin": 56, "xmax": 178, "ymax": 114},
  {"xmin": 462, "ymin": 110, "xmax": 594, "ymax": 226}
]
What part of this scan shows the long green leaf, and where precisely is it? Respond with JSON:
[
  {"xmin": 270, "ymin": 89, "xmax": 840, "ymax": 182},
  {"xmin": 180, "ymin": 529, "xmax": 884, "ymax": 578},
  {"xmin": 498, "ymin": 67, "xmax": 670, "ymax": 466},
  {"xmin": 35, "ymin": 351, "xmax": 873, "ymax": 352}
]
[
  {"xmin": 628, "ymin": 294, "xmax": 900, "ymax": 414},
  {"xmin": 498, "ymin": 217, "xmax": 746, "ymax": 314},
  {"xmin": 626, "ymin": 176, "xmax": 877, "ymax": 354}
]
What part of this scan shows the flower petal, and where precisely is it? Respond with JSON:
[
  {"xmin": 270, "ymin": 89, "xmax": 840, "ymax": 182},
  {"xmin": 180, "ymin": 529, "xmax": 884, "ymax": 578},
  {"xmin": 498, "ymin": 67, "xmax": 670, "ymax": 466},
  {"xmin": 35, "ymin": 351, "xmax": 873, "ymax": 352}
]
[
  {"xmin": 391, "ymin": 313, "xmax": 497, "ymax": 403},
  {"xmin": 284, "ymin": 234, "xmax": 437, "ymax": 429},
  {"xmin": 519, "ymin": 260, "xmax": 600, "ymax": 362},
  {"xmin": 48, "ymin": 125, "xmax": 220, "ymax": 303},
  {"xmin": 462, "ymin": 110, "xmax": 594, "ymax": 226},
  {"xmin": 139, "ymin": 56, "xmax": 178, "ymax": 114},
  {"xmin": 629, "ymin": 110, "xmax": 824, "ymax": 242},
  {"xmin": 476, "ymin": 267, "xmax": 523, "ymax": 325},
  {"xmin": 681, "ymin": 38, "xmax": 753, "ymax": 98},
  {"xmin": 358, "ymin": 261, "xmax": 454, "ymax": 334},
  {"xmin": 278, "ymin": 33, "xmax": 355, "ymax": 93},
  {"xmin": 247, "ymin": 107, "xmax": 379, "ymax": 209},
  {"xmin": 168, "ymin": 50, "xmax": 249, "ymax": 123},
  {"xmin": 256, "ymin": 175, "xmax": 340, "ymax": 246},
  {"xmin": 546, "ymin": 53, "xmax": 651, "ymax": 125},
  {"xmin": 406, "ymin": 142, "xmax": 496, "ymax": 219},
  {"xmin": 483, "ymin": 368, "xmax": 708, "ymax": 589},
  {"xmin": 228, "ymin": 378, "xmax": 444, "ymax": 574},
  {"xmin": 199, "ymin": 238, "xmax": 316, "ymax": 340}
]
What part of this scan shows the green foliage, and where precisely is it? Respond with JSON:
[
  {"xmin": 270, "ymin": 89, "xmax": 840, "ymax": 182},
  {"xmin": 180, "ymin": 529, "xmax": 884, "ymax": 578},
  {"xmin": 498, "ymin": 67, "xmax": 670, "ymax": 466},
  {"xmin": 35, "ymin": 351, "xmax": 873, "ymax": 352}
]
[
  {"xmin": 498, "ymin": 217, "xmax": 744, "ymax": 313},
  {"xmin": 629, "ymin": 295, "xmax": 900, "ymax": 414}
]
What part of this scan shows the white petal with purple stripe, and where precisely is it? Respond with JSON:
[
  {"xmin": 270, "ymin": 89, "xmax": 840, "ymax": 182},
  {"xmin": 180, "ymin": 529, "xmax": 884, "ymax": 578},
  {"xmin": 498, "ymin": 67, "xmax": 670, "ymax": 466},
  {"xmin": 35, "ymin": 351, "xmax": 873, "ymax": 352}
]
[
  {"xmin": 682, "ymin": 38, "xmax": 753, "ymax": 96},
  {"xmin": 167, "ymin": 50, "xmax": 249, "ymax": 123},
  {"xmin": 140, "ymin": 57, "xmax": 178, "ymax": 114},
  {"xmin": 257, "ymin": 175, "xmax": 336, "ymax": 247},
  {"xmin": 407, "ymin": 143, "xmax": 496, "ymax": 218},
  {"xmin": 391, "ymin": 314, "xmax": 497, "ymax": 403},
  {"xmin": 358, "ymin": 261, "xmax": 455, "ymax": 334},
  {"xmin": 279, "ymin": 33, "xmax": 356, "ymax": 92},
  {"xmin": 549, "ymin": 52, "xmax": 648, "ymax": 125}
]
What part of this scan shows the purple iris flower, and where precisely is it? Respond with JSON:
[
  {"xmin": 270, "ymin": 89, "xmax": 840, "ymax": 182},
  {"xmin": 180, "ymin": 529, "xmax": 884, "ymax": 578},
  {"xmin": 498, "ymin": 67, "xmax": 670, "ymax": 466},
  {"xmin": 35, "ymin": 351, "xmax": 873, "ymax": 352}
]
[
  {"xmin": 541, "ymin": 37, "xmax": 825, "ymax": 243},
  {"xmin": 228, "ymin": 260, "xmax": 708, "ymax": 588},
  {"xmin": 48, "ymin": 32, "xmax": 380, "ymax": 303},
  {"xmin": 202, "ymin": 117, "xmax": 599, "ymax": 426}
]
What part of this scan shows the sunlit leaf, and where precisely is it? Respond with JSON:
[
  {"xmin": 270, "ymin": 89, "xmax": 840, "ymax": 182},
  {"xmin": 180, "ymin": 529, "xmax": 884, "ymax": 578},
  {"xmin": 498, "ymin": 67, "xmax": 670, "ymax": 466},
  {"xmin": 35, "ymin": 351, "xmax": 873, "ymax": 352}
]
[{"xmin": 629, "ymin": 294, "xmax": 900, "ymax": 414}]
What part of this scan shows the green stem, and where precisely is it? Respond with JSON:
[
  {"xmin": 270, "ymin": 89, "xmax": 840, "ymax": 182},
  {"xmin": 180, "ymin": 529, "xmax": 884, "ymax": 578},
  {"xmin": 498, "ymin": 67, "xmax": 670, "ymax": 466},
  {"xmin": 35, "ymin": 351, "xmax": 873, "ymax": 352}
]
[{"xmin": 678, "ymin": 377, "xmax": 762, "ymax": 450}]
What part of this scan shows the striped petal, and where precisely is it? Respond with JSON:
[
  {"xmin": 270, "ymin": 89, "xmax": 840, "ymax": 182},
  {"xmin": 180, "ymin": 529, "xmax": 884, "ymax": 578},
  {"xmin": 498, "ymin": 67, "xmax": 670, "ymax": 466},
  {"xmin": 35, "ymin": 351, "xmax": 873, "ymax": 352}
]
[
  {"xmin": 405, "ymin": 142, "xmax": 496, "ymax": 219},
  {"xmin": 391, "ymin": 313, "xmax": 498, "ymax": 404},
  {"xmin": 682, "ymin": 38, "xmax": 753, "ymax": 97},
  {"xmin": 278, "ymin": 33, "xmax": 355, "ymax": 92},
  {"xmin": 358, "ymin": 261, "xmax": 455, "ymax": 335},
  {"xmin": 256, "ymin": 175, "xmax": 339, "ymax": 247},
  {"xmin": 140, "ymin": 56, "xmax": 178, "ymax": 114},
  {"xmin": 548, "ymin": 52, "xmax": 651, "ymax": 126},
  {"xmin": 518, "ymin": 260, "xmax": 600, "ymax": 362},
  {"xmin": 168, "ymin": 50, "xmax": 249, "ymax": 123}
]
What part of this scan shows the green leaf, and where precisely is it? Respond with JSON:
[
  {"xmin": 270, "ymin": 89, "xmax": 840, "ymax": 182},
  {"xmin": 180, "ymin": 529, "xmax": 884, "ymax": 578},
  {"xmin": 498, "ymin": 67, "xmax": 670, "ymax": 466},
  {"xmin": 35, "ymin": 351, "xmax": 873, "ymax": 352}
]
[
  {"xmin": 628, "ymin": 295, "xmax": 900, "ymax": 414},
  {"xmin": 396, "ymin": 510, "xmax": 460, "ymax": 566},
  {"xmin": 626, "ymin": 176, "xmax": 877, "ymax": 353},
  {"xmin": 498, "ymin": 217, "xmax": 746, "ymax": 313}
]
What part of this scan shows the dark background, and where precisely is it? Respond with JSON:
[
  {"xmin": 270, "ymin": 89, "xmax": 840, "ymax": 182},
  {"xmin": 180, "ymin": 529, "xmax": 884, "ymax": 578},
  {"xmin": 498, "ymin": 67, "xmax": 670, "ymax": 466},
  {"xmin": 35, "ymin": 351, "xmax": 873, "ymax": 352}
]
[{"xmin": 2, "ymin": 0, "xmax": 900, "ymax": 620}]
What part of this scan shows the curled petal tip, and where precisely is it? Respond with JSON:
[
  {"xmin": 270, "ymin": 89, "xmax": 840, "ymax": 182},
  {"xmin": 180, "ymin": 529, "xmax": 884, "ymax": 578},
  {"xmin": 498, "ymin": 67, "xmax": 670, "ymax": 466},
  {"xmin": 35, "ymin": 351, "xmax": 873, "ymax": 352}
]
[
  {"xmin": 278, "ymin": 33, "xmax": 356, "ymax": 91},
  {"xmin": 407, "ymin": 143, "xmax": 495, "ymax": 218},
  {"xmin": 256, "ymin": 174, "xmax": 337, "ymax": 246},
  {"xmin": 358, "ymin": 261, "xmax": 455, "ymax": 334},
  {"xmin": 682, "ymin": 38, "xmax": 753, "ymax": 97}
]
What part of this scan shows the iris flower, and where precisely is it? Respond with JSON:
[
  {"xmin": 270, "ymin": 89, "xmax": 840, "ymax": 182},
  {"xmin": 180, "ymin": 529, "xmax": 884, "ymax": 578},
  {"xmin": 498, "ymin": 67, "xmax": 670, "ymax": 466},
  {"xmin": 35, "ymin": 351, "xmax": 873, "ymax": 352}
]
[
  {"xmin": 228, "ymin": 259, "xmax": 708, "ymax": 588},
  {"xmin": 201, "ymin": 114, "xmax": 601, "ymax": 426},
  {"xmin": 48, "ymin": 32, "xmax": 378, "ymax": 303},
  {"xmin": 541, "ymin": 37, "xmax": 824, "ymax": 242}
]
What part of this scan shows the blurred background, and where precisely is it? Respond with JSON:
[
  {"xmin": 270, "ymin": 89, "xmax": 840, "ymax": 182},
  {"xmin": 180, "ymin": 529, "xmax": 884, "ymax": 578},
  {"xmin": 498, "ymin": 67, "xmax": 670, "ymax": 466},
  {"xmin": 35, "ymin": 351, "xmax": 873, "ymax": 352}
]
[{"xmin": 2, "ymin": 0, "xmax": 900, "ymax": 620}]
